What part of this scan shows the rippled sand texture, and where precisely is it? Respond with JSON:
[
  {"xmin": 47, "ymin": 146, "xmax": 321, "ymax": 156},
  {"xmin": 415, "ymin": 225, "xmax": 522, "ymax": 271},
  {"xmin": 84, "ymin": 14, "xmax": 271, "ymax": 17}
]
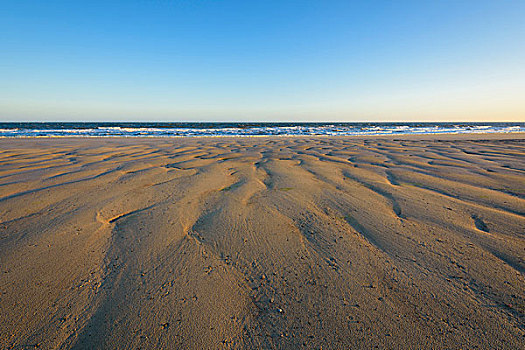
[{"xmin": 1, "ymin": 136, "xmax": 524, "ymax": 349}]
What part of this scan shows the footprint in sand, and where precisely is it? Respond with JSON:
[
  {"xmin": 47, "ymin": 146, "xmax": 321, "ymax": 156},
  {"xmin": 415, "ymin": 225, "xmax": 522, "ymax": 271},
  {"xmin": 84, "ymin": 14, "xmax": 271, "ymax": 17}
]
[{"xmin": 471, "ymin": 215, "xmax": 489, "ymax": 233}]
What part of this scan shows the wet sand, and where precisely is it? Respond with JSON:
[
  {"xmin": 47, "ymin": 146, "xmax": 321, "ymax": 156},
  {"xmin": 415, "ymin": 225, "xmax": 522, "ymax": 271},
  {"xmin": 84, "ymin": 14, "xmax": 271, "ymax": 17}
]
[{"xmin": 1, "ymin": 134, "xmax": 524, "ymax": 349}]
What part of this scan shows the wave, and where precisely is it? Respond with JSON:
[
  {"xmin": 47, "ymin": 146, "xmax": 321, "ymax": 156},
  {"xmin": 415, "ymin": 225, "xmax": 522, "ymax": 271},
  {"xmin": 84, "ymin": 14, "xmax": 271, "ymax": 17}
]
[{"xmin": 0, "ymin": 122, "xmax": 523, "ymax": 137}]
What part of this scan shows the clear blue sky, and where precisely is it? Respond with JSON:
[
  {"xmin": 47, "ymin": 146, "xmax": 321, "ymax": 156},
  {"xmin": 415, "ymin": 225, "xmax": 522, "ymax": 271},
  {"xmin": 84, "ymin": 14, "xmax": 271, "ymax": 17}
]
[{"xmin": 1, "ymin": 0, "xmax": 524, "ymax": 122}]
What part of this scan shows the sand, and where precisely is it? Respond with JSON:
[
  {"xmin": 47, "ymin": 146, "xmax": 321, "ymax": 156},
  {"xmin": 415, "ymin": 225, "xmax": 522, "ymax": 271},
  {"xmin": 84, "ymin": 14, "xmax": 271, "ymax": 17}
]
[{"xmin": 0, "ymin": 134, "xmax": 524, "ymax": 349}]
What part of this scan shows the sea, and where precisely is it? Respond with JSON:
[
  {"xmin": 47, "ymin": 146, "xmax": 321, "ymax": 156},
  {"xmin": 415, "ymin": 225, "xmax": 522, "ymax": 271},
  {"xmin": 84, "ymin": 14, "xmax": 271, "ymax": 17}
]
[{"xmin": 0, "ymin": 122, "xmax": 524, "ymax": 138}]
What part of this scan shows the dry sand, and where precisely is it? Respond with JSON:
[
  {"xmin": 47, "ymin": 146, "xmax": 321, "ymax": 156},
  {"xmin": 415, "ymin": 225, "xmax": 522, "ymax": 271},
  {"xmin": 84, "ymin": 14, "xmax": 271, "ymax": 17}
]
[{"xmin": 0, "ymin": 134, "xmax": 524, "ymax": 349}]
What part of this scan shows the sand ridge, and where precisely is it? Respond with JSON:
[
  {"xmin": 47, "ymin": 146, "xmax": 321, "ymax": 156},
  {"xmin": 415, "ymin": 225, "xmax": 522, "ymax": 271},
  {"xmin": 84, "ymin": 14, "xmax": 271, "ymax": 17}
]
[{"xmin": 0, "ymin": 135, "xmax": 524, "ymax": 349}]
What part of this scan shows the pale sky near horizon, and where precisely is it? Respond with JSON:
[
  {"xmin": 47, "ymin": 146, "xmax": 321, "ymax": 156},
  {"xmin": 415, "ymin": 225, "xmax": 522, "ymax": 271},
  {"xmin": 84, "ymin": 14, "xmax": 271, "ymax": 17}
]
[{"xmin": 1, "ymin": 1, "xmax": 524, "ymax": 122}]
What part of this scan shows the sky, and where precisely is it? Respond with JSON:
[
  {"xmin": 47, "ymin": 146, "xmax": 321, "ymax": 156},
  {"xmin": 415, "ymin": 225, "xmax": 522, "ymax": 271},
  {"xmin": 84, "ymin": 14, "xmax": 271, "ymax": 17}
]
[{"xmin": 1, "ymin": 0, "xmax": 524, "ymax": 122}]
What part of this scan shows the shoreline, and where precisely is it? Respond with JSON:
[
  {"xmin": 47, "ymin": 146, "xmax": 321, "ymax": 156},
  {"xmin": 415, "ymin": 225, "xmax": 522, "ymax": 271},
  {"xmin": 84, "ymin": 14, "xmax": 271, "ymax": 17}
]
[{"xmin": 1, "ymin": 131, "xmax": 524, "ymax": 141}]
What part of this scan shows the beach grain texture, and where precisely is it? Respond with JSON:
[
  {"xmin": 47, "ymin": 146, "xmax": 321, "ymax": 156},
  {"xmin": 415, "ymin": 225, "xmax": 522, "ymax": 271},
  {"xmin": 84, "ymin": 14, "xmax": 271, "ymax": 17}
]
[{"xmin": 0, "ymin": 135, "xmax": 524, "ymax": 349}]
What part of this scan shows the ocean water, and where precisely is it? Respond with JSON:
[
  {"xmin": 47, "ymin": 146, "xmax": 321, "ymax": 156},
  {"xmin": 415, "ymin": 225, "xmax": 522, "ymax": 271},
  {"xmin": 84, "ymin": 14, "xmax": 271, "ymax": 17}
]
[{"xmin": 0, "ymin": 122, "xmax": 524, "ymax": 137}]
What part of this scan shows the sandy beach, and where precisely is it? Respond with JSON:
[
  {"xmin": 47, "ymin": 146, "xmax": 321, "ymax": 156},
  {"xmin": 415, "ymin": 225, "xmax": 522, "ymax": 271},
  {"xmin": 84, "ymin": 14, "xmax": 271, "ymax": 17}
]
[{"xmin": 0, "ymin": 134, "xmax": 524, "ymax": 349}]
